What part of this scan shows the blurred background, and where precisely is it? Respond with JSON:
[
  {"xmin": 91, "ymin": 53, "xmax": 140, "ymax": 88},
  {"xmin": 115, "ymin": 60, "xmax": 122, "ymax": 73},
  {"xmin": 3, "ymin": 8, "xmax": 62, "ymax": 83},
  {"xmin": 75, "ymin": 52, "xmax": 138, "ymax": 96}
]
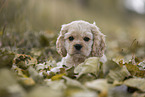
[{"xmin": 0, "ymin": 0, "xmax": 145, "ymax": 61}]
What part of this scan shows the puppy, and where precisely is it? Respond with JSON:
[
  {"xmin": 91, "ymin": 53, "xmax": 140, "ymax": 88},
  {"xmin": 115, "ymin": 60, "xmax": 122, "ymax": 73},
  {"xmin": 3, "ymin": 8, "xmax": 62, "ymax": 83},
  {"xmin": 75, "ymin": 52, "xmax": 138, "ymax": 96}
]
[{"xmin": 56, "ymin": 20, "xmax": 106, "ymax": 68}]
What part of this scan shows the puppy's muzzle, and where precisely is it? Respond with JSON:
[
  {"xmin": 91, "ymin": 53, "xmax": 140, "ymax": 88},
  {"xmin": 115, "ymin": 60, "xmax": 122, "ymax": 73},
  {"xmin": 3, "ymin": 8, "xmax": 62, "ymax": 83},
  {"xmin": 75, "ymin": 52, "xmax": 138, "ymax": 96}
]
[{"xmin": 74, "ymin": 44, "xmax": 82, "ymax": 50}]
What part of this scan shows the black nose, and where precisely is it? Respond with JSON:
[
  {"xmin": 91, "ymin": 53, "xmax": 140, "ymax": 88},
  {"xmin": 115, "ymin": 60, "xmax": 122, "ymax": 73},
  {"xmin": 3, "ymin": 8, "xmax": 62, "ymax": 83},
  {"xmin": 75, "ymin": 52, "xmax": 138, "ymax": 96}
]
[{"xmin": 74, "ymin": 44, "xmax": 82, "ymax": 50}]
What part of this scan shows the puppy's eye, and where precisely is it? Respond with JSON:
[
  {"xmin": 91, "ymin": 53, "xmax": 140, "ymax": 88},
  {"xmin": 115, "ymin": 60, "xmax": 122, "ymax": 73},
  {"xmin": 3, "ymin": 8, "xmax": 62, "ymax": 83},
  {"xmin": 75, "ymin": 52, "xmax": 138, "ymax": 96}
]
[
  {"xmin": 83, "ymin": 37, "xmax": 90, "ymax": 41},
  {"xmin": 69, "ymin": 36, "xmax": 74, "ymax": 41}
]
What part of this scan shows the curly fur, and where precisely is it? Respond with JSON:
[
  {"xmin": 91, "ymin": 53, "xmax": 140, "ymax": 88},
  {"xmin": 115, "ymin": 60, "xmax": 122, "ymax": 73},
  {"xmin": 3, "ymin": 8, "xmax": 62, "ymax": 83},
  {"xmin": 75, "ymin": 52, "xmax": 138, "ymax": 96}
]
[{"xmin": 56, "ymin": 20, "xmax": 106, "ymax": 67}]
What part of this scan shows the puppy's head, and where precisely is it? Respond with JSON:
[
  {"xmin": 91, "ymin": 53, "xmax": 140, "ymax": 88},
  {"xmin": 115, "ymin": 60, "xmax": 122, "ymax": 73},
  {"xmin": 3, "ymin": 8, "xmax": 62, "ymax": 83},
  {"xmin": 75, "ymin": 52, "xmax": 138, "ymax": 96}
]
[{"xmin": 56, "ymin": 20, "xmax": 106, "ymax": 57}]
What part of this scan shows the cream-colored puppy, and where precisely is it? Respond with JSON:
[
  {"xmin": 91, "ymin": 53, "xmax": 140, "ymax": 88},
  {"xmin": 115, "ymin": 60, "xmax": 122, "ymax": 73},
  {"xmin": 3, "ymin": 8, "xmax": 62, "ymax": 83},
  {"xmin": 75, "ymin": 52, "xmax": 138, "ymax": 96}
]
[{"xmin": 56, "ymin": 20, "xmax": 106, "ymax": 68}]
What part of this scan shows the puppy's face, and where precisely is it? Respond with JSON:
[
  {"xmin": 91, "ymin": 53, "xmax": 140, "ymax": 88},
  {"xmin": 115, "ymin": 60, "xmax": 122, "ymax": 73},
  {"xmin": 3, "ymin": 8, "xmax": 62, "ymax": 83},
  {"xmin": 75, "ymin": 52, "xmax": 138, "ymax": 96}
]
[
  {"xmin": 64, "ymin": 27, "xmax": 93, "ymax": 57},
  {"xmin": 56, "ymin": 20, "xmax": 106, "ymax": 58}
]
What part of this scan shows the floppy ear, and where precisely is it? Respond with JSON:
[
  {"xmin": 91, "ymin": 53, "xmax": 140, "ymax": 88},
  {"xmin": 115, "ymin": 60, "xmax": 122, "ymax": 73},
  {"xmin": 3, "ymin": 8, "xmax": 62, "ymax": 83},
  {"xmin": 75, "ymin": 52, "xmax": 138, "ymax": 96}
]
[
  {"xmin": 91, "ymin": 24, "xmax": 106, "ymax": 57},
  {"xmin": 56, "ymin": 24, "xmax": 68, "ymax": 57}
]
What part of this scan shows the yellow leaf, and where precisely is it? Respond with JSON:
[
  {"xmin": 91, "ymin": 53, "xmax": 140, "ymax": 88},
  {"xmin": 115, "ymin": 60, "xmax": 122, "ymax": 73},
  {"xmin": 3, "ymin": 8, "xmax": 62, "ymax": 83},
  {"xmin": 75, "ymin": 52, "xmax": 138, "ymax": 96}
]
[
  {"xmin": 20, "ymin": 78, "xmax": 35, "ymax": 86},
  {"xmin": 125, "ymin": 63, "xmax": 145, "ymax": 77},
  {"xmin": 51, "ymin": 73, "xmax": 65, "ymax": 81}
]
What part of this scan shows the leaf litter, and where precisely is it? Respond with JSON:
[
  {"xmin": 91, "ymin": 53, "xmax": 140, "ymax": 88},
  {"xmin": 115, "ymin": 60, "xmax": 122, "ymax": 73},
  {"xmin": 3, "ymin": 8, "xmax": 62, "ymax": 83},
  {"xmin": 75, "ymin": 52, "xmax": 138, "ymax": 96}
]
[{"xmin": 0, "ymin": 47, "xmax": 145, "ymax": 97}]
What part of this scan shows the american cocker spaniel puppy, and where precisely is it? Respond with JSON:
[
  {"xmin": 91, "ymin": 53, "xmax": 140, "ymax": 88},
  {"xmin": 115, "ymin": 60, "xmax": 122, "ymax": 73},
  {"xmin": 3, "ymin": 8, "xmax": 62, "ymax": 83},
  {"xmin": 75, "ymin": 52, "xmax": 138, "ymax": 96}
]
[{"xmin": 56, "ymin": 20, "xmax": 106, "ymax": 68}]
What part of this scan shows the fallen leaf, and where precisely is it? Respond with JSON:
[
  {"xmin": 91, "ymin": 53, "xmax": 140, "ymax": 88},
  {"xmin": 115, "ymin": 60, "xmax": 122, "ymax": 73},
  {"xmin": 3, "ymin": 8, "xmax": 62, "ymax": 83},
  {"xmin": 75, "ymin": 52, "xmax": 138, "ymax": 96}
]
[
  {"xmin": 137, "ymin": 61, "xmax": 145, "ymax": 70},
  {"xmin": 125, "ymin": 63, "xmax": 145, "ymax": 77},
  {"xmin": 85, "ymin": 79, "xmax": 112, "ymax": 97},
  {"xmin": 106, "ymin": 66, "xmax": 131, "ymax": 83},
  {"xmin": 51, "ymin": 73, "xmax": 65, "ymax": 81},
  {"xmin": 123, "ymin": 78, "xmax": 145, "ymax": 92},
  {"xmin": 19, "ymin": 77, "xmax": 35, "ymax": 86},
  {"xmin": 0, "ymin": 50, "xmax": 15, "ymax": 68},
  {"xmin": 103, "ymin": 60, "xmax": 120, "ymax": 76},
  {"xmin": 74, "ymin": 57, "xmax": 100, "ymax": 78}
]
